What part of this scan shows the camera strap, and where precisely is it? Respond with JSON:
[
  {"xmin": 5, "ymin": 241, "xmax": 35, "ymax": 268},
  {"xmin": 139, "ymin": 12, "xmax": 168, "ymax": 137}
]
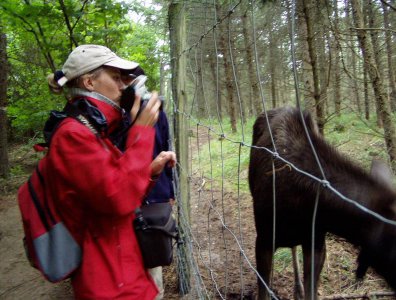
[{"xmin": 108, "ymin": 108, "xmax": 145, "ymax": 152}]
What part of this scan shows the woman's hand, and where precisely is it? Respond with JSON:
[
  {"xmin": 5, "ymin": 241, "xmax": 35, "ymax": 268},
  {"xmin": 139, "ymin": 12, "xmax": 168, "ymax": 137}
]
[
  {"xmin": 150, "ymin": 151, "xmax": 177, "ymax": 178},
  {"xmin": 130, "ymin": 92, "xmax": 161, "ymax": 127}
]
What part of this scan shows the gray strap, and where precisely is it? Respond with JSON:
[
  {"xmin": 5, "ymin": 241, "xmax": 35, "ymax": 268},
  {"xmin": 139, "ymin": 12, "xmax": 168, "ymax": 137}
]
[{"xmin": 75, "ymin": 115, "xmax": 99, "ymax": 136}]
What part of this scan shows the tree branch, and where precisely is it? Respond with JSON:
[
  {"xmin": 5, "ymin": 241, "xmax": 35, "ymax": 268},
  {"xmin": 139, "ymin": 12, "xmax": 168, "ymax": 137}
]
[
  {"xmin": 23, "ymin": 0, "xmax": 56, "ymax": 71},
  {"xmin": 71, "ymin": 0, "xmax": 90, "ymax": 32},
  {"xmin": 0, "ymin": 3, "xmax": 53, "ymax": 69},
  {"xmin": 58, "ymin": 0, "xmax": 78, "ymax": 48}
]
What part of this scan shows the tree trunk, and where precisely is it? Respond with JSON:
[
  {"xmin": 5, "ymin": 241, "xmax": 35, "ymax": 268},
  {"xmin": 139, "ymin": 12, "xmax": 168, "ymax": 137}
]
[
  {"xmin": 381, "ymin": 1, "xmax": 396, "ymax": 112},
  {"xmin": 196, "ymin": 44, "xmax": 206, "ymax": 118},
  {"xmin": 315, "ymin": 0, "xmax": 329, "ymax": 118},
  {"xmin": 363, "ymin": 64, "xmax": 370, "ymax": 120},
  {"xmin": 280, "ymin": 43, "xmax": 288, "ymax": 106},
  {"xmin": 159, "ymin": 56, "xmax": 165, "ymax": 97},
  {"xmin": 363, "ymin": 0, "xmax": 385, "ymax": 128},
  {"xmin": 227, "ymin": 15, "xmax": 245, "ymax": 126},
  {"xmin": 352, "ymin": 45, "xmax": 362, "ymax": 115},
  {"xmin": 269, "ymin": 27, "xmax": 278, "ymax": 109},
  {"xmin": 208, "ymin": 38, "xmax": 222, "ymax": 122},
  {"xmin": 0, "ymin": 29, "xmax": 9, "ymax": 178},
  {"xmin": 302, "ymin": 0, "xmax": 325, "ymax": 135},
  {"xmin": 350, "ymin": 0, "xmax": 396, "ymax": 170},
  {"xmin": 332, "ymin": 0, "xmax": 341, "ymax": 116},
  {"xmin": 295, "ymin": 0, "xmax": 315, "ymax": 115},
  {"xmin": 210, "ymin": 5, "xmax": 223, "ymax": 122},
  {"xmin": 242, "ymin": 7, "xmax": 260, "ymax": 116},
  {"xmin": 346, "ymin": 0, "xmax": 362, "ymax": 115},
  {"xmin": 217, "ymin": 4, "xmax": 237, "ymax": 133}
]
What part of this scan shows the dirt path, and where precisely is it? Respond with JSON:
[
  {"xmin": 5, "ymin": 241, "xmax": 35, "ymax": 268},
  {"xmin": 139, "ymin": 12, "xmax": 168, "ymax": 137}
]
[{"xmin": 0, "ymin": 187, "xmax": 74, "ymax": 299}]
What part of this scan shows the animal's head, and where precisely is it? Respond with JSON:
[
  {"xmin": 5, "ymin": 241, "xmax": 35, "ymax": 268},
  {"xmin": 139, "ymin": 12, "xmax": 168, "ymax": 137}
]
[{"xmin": 356, "ymin": 159, "xmax": 396, "ymax": 291}]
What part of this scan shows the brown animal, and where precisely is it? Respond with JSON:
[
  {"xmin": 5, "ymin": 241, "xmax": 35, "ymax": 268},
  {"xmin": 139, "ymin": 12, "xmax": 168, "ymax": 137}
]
[{"xmin": 248, "ymin": 107, "xmax": 396, "ymax": 300}]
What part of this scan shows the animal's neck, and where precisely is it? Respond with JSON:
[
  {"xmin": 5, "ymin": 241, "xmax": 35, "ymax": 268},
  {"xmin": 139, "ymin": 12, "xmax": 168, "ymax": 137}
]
[{"xmin": 318, "ymin": 171, "xmax": 393, "ymax": 247}]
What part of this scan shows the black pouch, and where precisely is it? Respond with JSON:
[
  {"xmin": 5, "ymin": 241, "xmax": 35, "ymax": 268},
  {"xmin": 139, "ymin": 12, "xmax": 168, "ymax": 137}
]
[{"xmin": 133, "ymin": 202, "xmax": 178, "ymax": 269}]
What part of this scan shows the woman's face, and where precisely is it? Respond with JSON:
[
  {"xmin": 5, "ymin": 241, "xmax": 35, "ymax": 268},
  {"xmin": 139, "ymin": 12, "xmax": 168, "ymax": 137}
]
[{"xmin": 89, "ymin": 67, "xmax": 125, "ymax": 104}]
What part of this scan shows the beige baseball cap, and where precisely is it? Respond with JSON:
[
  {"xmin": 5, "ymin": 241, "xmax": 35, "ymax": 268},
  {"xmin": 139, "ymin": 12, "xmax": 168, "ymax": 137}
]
[{"xmin": 57, "ymin": 44, "xmax": 139, "ymax": 86}]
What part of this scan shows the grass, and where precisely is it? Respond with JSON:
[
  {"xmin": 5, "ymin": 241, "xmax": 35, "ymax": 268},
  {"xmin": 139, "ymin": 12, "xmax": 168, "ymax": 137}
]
[
  {"xmin": 1, "ymin": 137, "xmax": 45, "ymax": 194},
  {"xmin": 324, "ymin": 112, "xmax": 388, "ymax": 169},
  {"xmin": 190, "ymin": 117, "xmax": 254, "ymax": 194}
]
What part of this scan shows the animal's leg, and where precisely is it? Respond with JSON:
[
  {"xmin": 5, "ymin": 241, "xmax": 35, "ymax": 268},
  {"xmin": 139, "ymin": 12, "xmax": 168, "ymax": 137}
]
[
  {"xmin": 292, "ymin": 246, "xmax": 304, "ymax": 300},
  {"xmin": 302, "ymin": 238, "xmax": 326, "ymax": 300},
  {"xmin": 256, "ymin": 236, "xmax": 274, "ymax": 300},
  {"xmin": 356, "ymin": 249, "xmax": 369, "ymax": 280}
]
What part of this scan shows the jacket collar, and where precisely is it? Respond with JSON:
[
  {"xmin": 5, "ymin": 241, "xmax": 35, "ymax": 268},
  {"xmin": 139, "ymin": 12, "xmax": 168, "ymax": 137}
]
[{"xmin": 69, "ymin": 88, "xmax": 125, "ymax": 134}]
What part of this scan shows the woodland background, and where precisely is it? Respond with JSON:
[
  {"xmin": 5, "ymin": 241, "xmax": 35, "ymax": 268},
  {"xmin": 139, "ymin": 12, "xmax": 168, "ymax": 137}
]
[
  {"xmin": 0, "ymin": 0, "xmax": 396, "ymax": 176},
  {"xmin": 1, "ymin": 0, "xmax": 396, "ymax": 299}
]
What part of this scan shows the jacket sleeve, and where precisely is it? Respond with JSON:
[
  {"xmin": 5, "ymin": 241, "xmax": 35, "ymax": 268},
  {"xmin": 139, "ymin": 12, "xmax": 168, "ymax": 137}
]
[{"xmin": 49, "ymin": 120, "xmax": 155, "ymax": 216}]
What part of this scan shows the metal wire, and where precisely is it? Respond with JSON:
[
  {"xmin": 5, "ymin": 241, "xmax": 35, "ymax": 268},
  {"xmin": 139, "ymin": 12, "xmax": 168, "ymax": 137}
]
[{"xmin": 167, "ymin": 1, "xmax": 396, "ymax": 299}]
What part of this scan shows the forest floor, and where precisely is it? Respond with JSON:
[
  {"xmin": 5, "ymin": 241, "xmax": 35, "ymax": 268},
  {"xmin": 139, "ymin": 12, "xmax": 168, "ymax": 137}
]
[
  {"xmin": 1, "ymin": 139, "xmax": 395, "ymax": 299},
  {"xmin": 183, "ymin": 175, "xmax": 395, "ymax": 299}
]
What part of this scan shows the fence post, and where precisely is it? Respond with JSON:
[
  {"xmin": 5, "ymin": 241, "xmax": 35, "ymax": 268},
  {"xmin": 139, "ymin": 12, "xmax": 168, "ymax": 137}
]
[{"xmin": 169, "ymin": 2, "xmax": 191, "ymax": 296}]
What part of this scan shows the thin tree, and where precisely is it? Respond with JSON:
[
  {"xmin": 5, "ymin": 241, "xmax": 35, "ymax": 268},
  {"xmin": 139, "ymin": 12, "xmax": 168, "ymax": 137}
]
[
  {"xmin": 315, "ymin": 0, "xmax": 329, "ymax": 117},
  {"xmin": 295, "ymin": 0, "xmax": 315, "ymax": 114},
  {"xmin": 301, "ymin": 0, "xmax": 326, "ymax": 134},
  {"xmin": 350, "ymin": 0, "xmax": 396, "ymax": 170},
  {"xmin": 331, "ymin": 0, "xmax": 342, "ymax": 115},
  {"xmin": 241, "ymin": 3, "xmax": 260, "ymax": 116},
  {"xmin": 381, "ymin": 1, "xmax": 396, "ymax": 112},
  {"xmin": 0, "ymin": 28, "xmax": 9, "ymax": 178},
  {"xmin": 366, "ymin": 0, "xmax": 383, "ymax": 126},
  {"xmin": 268, "ymin": 15, "xmax": 278, "ymax": 109},
  {"xmin": 217, "ymin": 4, "xmax": 237, "ymax": 133},
  {"xmin": 345, "ymin": 0, "xmax": 363, "ymax": 115}
]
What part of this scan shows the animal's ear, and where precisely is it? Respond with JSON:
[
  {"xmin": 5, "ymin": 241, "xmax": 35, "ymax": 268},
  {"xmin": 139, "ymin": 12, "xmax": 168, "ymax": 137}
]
[
  {"xmin": 252, "ymin": 109, "xmax": 278, "ymax": 145},
  {"xmin": 303, "ymin": 110, "xmax": 320, "ymax": 135},
  {"xmin": 370, "ymin": 159, "xmax": 395, "ymax": 191}
]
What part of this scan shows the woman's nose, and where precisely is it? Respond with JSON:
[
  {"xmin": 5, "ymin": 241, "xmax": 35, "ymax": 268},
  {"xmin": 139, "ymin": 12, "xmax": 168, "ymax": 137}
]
[{"xmin": 119, "ymin": 80, "xmax": 127, "ymax": 90}]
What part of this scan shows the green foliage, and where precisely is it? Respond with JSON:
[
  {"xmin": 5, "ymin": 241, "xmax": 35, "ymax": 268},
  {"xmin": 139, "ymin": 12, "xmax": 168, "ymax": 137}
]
[
  {"xmin": 9, "ymin": 164, "xmax": 24, "ymax": 177},
  {"xmin": 1, "ymin": 0, "xmax": 167, "ymax": 140},
  {"xmin": 122, "ymin": 23, "xmax": 163, "ymax": 91}
]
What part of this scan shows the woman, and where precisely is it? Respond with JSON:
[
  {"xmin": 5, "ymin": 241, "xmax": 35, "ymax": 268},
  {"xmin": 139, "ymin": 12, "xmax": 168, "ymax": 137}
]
[{"xmin": 46, "ymin": 44, "xmax": 176, "ymax": 299}]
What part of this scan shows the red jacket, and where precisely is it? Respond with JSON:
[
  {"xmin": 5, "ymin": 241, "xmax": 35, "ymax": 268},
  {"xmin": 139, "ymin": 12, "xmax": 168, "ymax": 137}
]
[{"xmin": 46, "ymin": 96, "xmax": 158, "ymax": 299}]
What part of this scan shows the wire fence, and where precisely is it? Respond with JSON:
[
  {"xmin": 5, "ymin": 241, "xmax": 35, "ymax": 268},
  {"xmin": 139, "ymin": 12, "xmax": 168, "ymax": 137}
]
[{"xmin": 167, "ymin": 0, "xmax": 396, "ymax": 299}]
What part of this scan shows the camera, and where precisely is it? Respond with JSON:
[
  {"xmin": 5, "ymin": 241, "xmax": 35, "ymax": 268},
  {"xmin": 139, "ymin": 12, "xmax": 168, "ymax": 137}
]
[
  {"xmin": 134, "ymin": 75, "xmax": 152, "ymax": 102},
  {"xmin": 120, "ymin": 75, "xmax": 164, "ymax": 113}
]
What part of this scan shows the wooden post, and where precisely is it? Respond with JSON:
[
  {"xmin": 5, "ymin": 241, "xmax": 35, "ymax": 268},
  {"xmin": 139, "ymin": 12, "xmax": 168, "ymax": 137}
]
[{"xmin": 168, "ymin": 2, "xmax": 191, "ymax": 295}]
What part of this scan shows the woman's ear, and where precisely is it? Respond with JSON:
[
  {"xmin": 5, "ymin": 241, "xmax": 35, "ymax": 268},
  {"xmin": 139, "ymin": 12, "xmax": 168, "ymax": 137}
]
[{"xmin": 81, "ymin": 75, "xmax": 94, "ymax": 92}]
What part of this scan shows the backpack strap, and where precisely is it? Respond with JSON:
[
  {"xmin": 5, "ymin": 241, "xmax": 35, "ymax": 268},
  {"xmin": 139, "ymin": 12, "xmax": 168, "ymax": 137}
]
[
  {"xmin": 64, "ymin": 98, "xmax": 108, "ymax": 135},
  {"xmin": 36, "ymin": 98, "xmax": 108, "ymax": 151}
]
